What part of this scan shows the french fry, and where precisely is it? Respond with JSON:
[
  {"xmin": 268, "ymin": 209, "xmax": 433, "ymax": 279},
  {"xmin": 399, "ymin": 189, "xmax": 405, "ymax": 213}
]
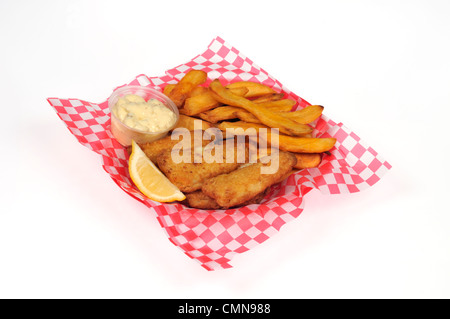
[
  {"xmin": 292, "ymin": 153, "xmax": 322, "ymax": 169},
  {"xmin": 199, "ymin": 106, "xmax": 260, "ymax": 124},
  {"xmin": 251, "ymin": 103, "xmax": 318, "ymax": 126},
  {"xmin": 269, "ymin": 134, "xmax": 336, "ymax": 153},
  {"xmin": 166, "ymin": 83, "xmax": 213, "ymax": 100},
  {"xmin": 226, "ymin": 81, "xmax": 276, "ymax": 98},
  {"xmin": 199, "ymin": 106, "xmax": 240, "ymax": 123},
  {"xmin": 228, "ymin": 87, "xmax": 249, "ymax": 97},
  {"xmin": 281, "ymin": 105, "xmax": 324, "ymax": 124},
  {"xmin": 165, "ymin": 78, "xmax": 246, "ymax": 105},
  {"xmin": 180, "ymin": 87, "xmax": 250, "ymax": 116},
  {"xmin": 217, "ymin": 121, "xmax": 336, "ymax": 153},
  {"xmin": 227, "ymin": 99, "xmax": 295, "ymax": 114},
  {"xmin": 163, "ymin": 83, "xmax": 176, "ymax": 96},
  {"xmin": 137, "ymin": 72, "xmax": 337, "ymax": 210},
  {"xmin": 255, "ymin": 99, "xmax": 296, "ymax": 112},
  {"xmin": 189, "ymin": 86, "xmax": 209, "ymax": 97},
  {"xmin": 167, "ymin": 70, "xmax": 207, "ymax": 108},
  {"xmin": 251, "ymin": 93, "xmax": 285, "ymax": 103},
  {"xmin": 217, "ymin": 120, "xmax": 269, "ymax": 132},
  {"xmin": 172, "ymin": 114, "xmax": 212, "ymax": 131},
  {"xmin": 210, "ymin": 79, "xmax": 312, "ymax": 136},
  {"xmin": 234, "ymin": 109, "xmax": 261, "ymax": 123},
  {"xmin": 200, "ymin": 99, "xmax": 295, "ymax": 124},
  {"xmin": 181, "ymin": 89, "xmax": 220, "ymax": 116},
  {"xmin": 234, "ymin": 102, "xmax": 297, "ymax": 122}
]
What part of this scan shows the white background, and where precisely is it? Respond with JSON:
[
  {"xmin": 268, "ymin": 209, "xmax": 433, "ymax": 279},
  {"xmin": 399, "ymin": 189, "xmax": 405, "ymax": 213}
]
[{"xmin": 1, "ymin": 0, "xmax": 449, "ymax": 299}]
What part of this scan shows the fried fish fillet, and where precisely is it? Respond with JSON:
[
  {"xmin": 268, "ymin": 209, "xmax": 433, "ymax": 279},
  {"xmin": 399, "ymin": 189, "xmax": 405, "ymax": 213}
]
[
  {"xmin": 184, "ymin": 188, "xmax": 270, "ymax": 210},
  {"xmin": 202, "ymin": 151, "xmax": 297, "ymax": 208},
  {"xmin": 156, "ymin": 141, "xmax": 250, "ymax": 193},
  {"xmin": 183, "ymin": 191, "xmax": 221, "ymax": 210},
  {"xmin": 139, "ymin": 130, "xmax": 216, "ymax": 163}
]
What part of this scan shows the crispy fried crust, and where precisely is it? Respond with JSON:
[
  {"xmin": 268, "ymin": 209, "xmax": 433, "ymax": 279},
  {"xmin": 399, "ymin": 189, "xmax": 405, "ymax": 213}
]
[
  {"xmin": 184, "ymin": 188, "xmax": 270, "ymax": 210},
  {"xmin": 201, "ymin": 151, "xmax": 297, "ymax": 208},
  {"xmin": 183, "ymin": 191, "xmax": 221, "ymax": 210},
  {"xmin": 139, "ymin": 130, "xmax": 215, "ymax": 163},
  {"xmin": 156, "ymin": 142, "xmax": 249, "ymax": 193}
]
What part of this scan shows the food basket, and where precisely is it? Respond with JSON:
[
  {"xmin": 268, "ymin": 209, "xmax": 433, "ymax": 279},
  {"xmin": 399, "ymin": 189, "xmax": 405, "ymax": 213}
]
[{"xmin": 47, "ymin": 37, "xmax": 391, "ymax": 270}]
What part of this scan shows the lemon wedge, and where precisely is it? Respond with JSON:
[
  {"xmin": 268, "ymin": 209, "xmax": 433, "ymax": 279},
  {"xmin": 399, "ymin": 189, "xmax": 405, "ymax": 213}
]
[{"xmin": 128, "ymin": 140, "xmax": 185, "ymax": 202}]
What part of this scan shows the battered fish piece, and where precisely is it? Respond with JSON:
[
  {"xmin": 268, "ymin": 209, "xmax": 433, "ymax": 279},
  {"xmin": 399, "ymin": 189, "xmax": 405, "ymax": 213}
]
[
  {"xmin": 202, "ymin": 151, "xmax": 297, "ymax": 208},
  {"xmin": 183, "ymin": 191, "xmax": 221, "ymax": 210},
  {"xmin": 156, "ymin": 141, "xmax": 250, "ymax": 193},
  {"xmin": 139, "ymin": 130, "xmax": 215, "ymax": 163},
  {"xmin": 184, "ymin": 188, "xmax": 270, "ymax": 210}
]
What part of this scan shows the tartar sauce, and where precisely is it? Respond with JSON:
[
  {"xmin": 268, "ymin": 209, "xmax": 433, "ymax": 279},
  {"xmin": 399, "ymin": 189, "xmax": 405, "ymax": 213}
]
[{"xmin": 112, "ymin": 94, "xmax": 176, "ymax": 132}]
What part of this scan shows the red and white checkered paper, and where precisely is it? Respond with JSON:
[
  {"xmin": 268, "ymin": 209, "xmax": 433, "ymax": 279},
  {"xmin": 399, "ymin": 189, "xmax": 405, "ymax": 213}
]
[{"xmin": 47, "ymin": 37, "xmax": 391, "ymax": 271}]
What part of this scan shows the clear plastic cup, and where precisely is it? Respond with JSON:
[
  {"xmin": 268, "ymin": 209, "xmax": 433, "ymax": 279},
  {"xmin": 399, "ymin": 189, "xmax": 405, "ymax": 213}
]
[{"xmin": 108, "ymin": 85, "xmax": 179, "ymax": 147}]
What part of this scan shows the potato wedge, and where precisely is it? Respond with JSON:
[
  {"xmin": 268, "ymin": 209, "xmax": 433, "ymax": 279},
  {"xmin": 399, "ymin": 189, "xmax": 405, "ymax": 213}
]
[
  {"xmin": 167, "ymin": 70, "xmax": 207, "ymax": 108},
  {"xmin": 203, "ymin": 106, "xmax": 261, "ymax": 124},
  {"xmin": 268, "ymin": 134, "xmax": 337, "ymax": 153},
  {"xmin": 200, "ymin": 99, "xmax": 295, "ymax": 124},
  {"xmin": 292, "ymin": 153, "xmax": 322, "ymax": 169},
  {"xmin": 189, "ymin": 86, "xmax": 209, "ymax": 97},
  {"xmin": 234, "ymin": 109, "xmax": 261, "ymax": 123},
  {"xmin": 163, "ymin": 83, "xmax": 176, "ymax": 96},
  {"xmin": 226, "ymin": 81, "xmax": 276, "ymax": 98},
  {"xmin": 172, "ymin": 114, "xmax": 212, "ymax": 131},
  {"xmin": 252, "ymin": 93, "xmax": 285, "ymax": 103},
  {"xmin": 227, "ymin": 87, "xmax": 249, "ymax": 97},
  {"xmin": 256, "ymin": 99, "xmax": 296, "ymax": 112},
  {"xmin": 181, "ymin": 89, "xmax": 220, "ymax": 116},
  {"xmin": 281, "ymin": 105, "xmax": 324, "ymax": 124},
  {"xmin": 217, "ymin": 120, "xmax": 269, "ymax": 132},
  {"xmin": 210, "ymin": 80, "xmax": 312, "ymax": 136},
  {"xmin": 217, "ymin": 121, "xmax": 336, "ymax": 153},
  {"xmin": 199, "ymin": 106, "xmax": 241, "ymax": 123},
  {"xmin": 230, "ymin": 98, "xmax": 295, "ymax": 114}
]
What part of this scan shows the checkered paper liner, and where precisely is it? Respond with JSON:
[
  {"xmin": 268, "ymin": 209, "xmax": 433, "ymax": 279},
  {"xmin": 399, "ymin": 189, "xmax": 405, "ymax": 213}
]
[{"xmin": 47, "ymin": 37, "xmax": 391, "ymax": 271}]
